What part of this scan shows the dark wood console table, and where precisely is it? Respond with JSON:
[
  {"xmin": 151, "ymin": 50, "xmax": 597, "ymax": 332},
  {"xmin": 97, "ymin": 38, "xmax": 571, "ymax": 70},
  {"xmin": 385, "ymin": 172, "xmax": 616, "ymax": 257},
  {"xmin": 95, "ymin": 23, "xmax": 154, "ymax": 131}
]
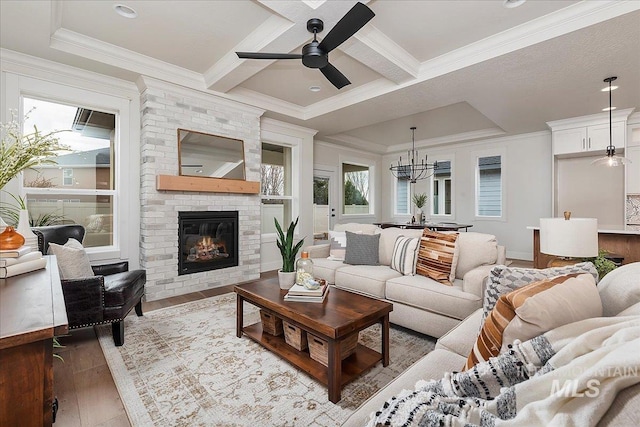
[
  {"xmin": 0, "ymin": 256, "xmax": 68, "ymax": 427},
  {"xmin": 374, "ymin": 222, "xmax": 473, "ymax": 231}
]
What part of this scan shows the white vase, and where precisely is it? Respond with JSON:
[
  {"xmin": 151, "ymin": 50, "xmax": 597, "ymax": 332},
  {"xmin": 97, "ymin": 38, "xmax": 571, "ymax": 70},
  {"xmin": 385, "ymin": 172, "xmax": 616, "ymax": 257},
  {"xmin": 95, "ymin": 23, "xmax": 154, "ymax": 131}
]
[
  {"xmin": 278, "ymin": 270, "xmax": 296, "ymax": 290},
  {"xmin": 16, "ymin": 209, "xmax": 38, "ymax": 249}
]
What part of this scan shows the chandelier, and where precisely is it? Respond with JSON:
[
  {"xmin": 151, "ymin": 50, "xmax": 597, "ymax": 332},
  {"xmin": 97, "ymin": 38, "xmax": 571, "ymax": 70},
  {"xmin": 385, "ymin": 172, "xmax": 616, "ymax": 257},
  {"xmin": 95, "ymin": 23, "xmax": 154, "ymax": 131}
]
[
  {"xmin": 389, "ymin": 127, "xmax": 438, "ymax": 183},
  {"xmin": 592, "ymin": 76, "xmax": 631, "ymax": 167}
]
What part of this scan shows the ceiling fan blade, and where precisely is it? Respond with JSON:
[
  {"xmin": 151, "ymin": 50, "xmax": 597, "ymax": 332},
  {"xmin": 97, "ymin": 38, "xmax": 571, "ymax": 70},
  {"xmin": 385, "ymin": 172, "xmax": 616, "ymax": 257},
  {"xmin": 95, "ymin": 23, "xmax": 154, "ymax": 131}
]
[
  {"xmin": 320, "ymin": 63, "xmax": 351, "ymax": 89},
  {"xmin": 236, "ymin": 52, "xmax": 303, "ymax": 60},
  {"xmin": 318, "ymin": 2, "xmax": 375, "ymax": 53}
]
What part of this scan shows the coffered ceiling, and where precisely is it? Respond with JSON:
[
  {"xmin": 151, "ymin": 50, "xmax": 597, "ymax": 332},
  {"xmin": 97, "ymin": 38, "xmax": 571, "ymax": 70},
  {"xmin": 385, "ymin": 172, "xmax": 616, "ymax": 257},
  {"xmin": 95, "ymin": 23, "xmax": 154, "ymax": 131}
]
[{"xmin": 1, "ymin": 0, "xmax": 639, "ymax": 153}]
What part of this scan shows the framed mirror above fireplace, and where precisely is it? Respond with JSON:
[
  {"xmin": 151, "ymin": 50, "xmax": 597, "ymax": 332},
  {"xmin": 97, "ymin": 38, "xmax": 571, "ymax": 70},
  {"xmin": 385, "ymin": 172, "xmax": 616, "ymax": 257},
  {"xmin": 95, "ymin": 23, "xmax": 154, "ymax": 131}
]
[{"xmin": 178, "ymin": 128, "xmax": 246, "ymax": 180}]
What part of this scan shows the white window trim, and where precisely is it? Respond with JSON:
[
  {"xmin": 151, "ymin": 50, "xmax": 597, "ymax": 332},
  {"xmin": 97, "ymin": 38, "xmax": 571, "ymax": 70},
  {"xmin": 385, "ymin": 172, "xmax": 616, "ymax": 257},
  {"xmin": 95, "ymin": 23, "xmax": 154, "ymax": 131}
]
[
  {"xmin": 339, "ymin": 155, "xmax": 376, "ymax": 218},
  {"xmin": 62, "ymin": 168, "xmax": 73, "ymax": 186},
  {"xmin": 393, "ymin": 176, "xmax": 411, "ymax": 217},
  {"xmin": 260, "ymin": 139, "xmax": 301, "ymax": 243},
  {"xmin": 474, "ymin": 149, "xmax": 507, "ymax": 221},
  {"xmin": 4, "ymin": 73, "xmax": 135, "ymax": 262},
  {"xmin": 429, "ymin": 153, "xmax": 456, "ymax": 220}
]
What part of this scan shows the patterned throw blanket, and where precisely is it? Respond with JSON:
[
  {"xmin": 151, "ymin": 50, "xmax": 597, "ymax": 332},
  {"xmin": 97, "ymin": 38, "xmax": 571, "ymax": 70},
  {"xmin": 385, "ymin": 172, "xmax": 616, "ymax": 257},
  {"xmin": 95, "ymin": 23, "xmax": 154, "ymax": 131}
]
[{"xmin": 367, "ymin": 316, "xmax": 640, "ymax": 427}]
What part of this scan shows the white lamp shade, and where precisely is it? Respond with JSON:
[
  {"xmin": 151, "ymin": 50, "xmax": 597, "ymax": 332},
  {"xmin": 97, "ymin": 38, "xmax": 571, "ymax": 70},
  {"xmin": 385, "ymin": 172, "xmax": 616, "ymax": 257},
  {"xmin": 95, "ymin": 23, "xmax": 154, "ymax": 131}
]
[{"xmin": 540, "ymin": 218, "xmax": 598, "ymax": 258}]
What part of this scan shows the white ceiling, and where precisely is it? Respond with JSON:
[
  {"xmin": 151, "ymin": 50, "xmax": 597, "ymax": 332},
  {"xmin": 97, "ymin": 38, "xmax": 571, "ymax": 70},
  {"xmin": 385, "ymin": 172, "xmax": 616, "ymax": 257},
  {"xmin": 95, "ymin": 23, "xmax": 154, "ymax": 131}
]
[{"xmin": 1, "ymin": 0, "xmax": 639, "ymax": 153}]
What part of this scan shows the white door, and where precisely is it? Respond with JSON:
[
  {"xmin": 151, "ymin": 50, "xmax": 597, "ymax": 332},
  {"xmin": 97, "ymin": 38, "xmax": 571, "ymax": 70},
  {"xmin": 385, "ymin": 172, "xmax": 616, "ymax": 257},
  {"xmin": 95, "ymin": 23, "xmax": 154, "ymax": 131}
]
[{"xmin": 313, "ymin": 167, "xmax": 337, "ymax": 237}]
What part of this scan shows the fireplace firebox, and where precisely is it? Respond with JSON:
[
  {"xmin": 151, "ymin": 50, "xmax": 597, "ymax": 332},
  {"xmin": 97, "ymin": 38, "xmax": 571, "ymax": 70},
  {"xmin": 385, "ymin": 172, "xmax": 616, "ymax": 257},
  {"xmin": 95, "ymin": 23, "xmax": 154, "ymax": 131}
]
[{"xmin": 178, "ymin": 211, "xmax": 238, "ymax": 275}]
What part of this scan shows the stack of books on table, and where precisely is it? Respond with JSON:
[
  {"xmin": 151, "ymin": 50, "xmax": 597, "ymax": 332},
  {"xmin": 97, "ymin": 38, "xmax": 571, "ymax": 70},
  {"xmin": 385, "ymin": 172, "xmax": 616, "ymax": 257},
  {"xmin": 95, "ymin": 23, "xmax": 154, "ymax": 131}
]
[
  {"xmin": 284, "ymin": 282, "xmax": 329, "ymax": 303},
  {"xmin": 0, "ymin": 246, "xmax": 46, "ymax": 278}
]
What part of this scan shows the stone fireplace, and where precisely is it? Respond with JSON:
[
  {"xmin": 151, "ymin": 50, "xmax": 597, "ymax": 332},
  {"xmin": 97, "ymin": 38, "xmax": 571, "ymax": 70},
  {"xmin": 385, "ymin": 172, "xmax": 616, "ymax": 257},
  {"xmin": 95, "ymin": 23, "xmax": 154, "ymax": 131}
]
[
  {"xmin": 178, "ymin": 211, "xmax": 239, "ymax": 275},
  {"xmin": 138, "ymin": 77, "xmax": 264, "ymax": 301}
]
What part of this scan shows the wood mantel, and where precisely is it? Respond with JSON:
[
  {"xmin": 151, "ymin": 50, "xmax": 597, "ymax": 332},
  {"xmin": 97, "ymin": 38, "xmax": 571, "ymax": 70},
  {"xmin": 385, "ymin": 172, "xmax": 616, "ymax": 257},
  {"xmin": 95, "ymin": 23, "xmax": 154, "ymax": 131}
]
[{"xmin": 156, "ymin": 175, "xmax": 260, "ymax": 194}]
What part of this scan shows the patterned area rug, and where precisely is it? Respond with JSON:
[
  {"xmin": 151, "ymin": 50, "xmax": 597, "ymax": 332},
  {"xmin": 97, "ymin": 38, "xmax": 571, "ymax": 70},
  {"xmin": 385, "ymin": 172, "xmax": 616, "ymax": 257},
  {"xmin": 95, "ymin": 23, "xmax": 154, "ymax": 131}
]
[{"xmin": 96, "ymin": 293, "xmax": 435, "ymax": 426}]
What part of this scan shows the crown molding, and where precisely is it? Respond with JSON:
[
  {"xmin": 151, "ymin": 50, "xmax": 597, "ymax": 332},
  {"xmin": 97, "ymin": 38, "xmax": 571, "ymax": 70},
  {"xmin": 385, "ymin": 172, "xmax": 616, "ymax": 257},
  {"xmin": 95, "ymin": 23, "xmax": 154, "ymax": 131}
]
[
  {"xmin": 261, "ymin": 117, "xmax": 318, "ymax": 137},
  {"xmin": 49, "ymin": 28, "xmax": 207, "ymax": 90},
  {"xmin": 0, "ymin": 48, "xmax": 138, "ymax": 98},
  {"xmin": 387, "ymin": 128, "xmax": 506, "ymax": 153},
  {"xmin": 137, "ymin": 76, "xmax": 265, "ymax": 117},
  {"xmin": 315, "ymin": 139, "xmax": 384, "ymax": 158},
  {"xmin": 227, "ymin": 87, "xmax": 306, "ymax": 119},
  {"xmin": 546, "ymin": 108, "xmax": 635, "ymax": 130},
  {"xmin": 320, "ymin": 133, "xmax": 389, "ymax": 154}
]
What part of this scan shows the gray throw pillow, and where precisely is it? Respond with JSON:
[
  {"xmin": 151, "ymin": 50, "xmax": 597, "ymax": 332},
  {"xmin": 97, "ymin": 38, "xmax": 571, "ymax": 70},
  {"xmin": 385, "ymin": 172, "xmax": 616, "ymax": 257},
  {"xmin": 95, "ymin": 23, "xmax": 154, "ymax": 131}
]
[
  {"xmin": 344, "ymin": 231, "xmax": 380, "ymax": 265},
  {"xmin": 482, "ymin": 261, "xmax": 598, "ymax": 323},
  {"xmin": 47, "ymin": 238, "xmax": 95, "ymax": 279}
]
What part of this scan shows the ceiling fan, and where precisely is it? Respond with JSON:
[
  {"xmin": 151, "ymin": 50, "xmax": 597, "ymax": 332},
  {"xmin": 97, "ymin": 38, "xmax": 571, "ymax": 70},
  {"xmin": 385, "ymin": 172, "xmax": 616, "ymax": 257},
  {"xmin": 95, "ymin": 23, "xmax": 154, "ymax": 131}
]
[{"xmin": 236, "ymin": 2, "xmax": 375, "ymax": 90}]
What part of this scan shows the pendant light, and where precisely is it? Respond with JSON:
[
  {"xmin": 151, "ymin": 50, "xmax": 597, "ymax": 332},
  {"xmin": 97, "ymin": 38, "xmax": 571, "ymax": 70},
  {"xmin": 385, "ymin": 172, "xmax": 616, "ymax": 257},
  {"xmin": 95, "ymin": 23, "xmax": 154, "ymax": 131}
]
[
  {"xmin": 389, "ymin": 127, "xmax": 439, "ymax": 183},
  {"xmin": 592, "ymin": 76, "xmax": 631, "ymax": 167}
]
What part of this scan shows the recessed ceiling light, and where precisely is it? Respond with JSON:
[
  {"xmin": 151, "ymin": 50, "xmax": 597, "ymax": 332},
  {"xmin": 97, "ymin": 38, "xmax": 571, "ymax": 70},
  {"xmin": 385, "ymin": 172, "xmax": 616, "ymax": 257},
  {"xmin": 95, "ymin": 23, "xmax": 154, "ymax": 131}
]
[
  {"xmin": 601, "ymin": 85, "xmax": 619, "ymax": 92},
  {"xmin": 503, "ymin": 0, "xmax": 526, "ymax": 8},
  {"xmin": 309, "ymin": 85, "xmax": 321, "ymax": 92},
  {"xmin": 602, "ymin": 106, "xmax": 617, "ymax": 111},
  {"xmin": 114, "ymin": 4, "xmax": 137, "ymax": 19}
]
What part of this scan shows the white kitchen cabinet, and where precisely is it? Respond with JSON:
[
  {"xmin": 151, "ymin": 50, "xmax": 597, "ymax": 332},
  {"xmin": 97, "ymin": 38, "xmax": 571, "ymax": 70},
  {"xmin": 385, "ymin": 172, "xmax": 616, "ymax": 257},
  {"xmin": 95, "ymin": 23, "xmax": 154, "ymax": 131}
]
[
  {"xmin": 627, "ymin": 146, "xmax": 640, "ymax": 194},
  {"xmin": 553, "ymin": 121, "xmax": 625, "ymax": 156}
]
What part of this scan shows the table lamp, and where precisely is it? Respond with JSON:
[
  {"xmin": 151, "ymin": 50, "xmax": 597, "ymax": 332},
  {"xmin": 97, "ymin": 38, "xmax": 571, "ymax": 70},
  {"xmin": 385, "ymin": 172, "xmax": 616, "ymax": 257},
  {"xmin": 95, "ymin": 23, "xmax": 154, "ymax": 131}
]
[{"xmin": 540, "ymin": 212, "xmax": 598, "ymax": 267}]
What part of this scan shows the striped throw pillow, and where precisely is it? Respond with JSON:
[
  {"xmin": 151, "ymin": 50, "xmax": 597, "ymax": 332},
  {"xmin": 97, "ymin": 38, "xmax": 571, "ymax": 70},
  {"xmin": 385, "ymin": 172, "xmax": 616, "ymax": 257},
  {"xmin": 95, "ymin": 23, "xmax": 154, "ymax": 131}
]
[
  {"xmin": 390, "ymin": 236, "xmax": 419, "ymax": 275},
  {"xmin": 464, "ymin": 273, "xmax": 601, "ymax": 370},
  {"xmin": 415, "ymin": 229, "xmax": 459, "ymax": 285}
]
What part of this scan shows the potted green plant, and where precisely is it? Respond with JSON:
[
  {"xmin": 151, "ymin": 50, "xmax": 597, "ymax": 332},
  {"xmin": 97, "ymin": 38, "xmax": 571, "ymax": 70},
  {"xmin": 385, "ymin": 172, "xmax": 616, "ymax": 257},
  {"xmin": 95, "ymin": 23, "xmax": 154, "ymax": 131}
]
[
  {"xmin": 412, "ymin": 192, "xmax": 427, "ymax": 223},
  {"xmin": 274, "ymin": 217, "xmax": 305, "ymax": 289}
]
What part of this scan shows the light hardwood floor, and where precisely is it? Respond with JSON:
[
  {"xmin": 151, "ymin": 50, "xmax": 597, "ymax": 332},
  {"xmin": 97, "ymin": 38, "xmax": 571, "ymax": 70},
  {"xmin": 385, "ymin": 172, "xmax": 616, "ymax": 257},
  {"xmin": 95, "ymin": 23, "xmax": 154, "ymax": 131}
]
[{"xmin": 53, "ymin": 262, "xmax": 530, "ymax": 426}]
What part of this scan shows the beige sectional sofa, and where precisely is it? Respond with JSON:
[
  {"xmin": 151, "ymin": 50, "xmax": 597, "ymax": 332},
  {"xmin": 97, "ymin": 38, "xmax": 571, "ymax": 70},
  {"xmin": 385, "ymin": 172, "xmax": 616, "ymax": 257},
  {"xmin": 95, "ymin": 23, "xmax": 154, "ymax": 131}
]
[
  {"xmin": 343, "ymin": 262, "xmax": 640, "ymax": 426},
  {"xmin": 305, "ymin": 223, "xmax": 506, "ymax": 338}
]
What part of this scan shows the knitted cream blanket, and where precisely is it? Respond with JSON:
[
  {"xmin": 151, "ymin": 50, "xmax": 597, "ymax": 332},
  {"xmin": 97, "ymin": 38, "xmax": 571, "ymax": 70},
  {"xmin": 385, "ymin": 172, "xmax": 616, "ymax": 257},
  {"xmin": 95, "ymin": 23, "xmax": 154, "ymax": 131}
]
[{"xmin": 367, "ymin": 316, "xmax": 640, "ymax": 427}]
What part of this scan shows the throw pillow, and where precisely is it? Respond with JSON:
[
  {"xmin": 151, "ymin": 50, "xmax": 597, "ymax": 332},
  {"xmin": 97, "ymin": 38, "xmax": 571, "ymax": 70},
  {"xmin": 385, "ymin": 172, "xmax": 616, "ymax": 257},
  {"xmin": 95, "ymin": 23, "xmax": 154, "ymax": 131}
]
[
  {"xmin": 595, "ymin": 262, "xmax": 640, "ymax": 316},
  {"xmin": 47, "ymin": 238, "xmax": 95, "ymax": 279},
  {"xmin": 482, "ymin": 261, "xmax": 598, "ymax": 323},
  {"xmin": 328, "ymin": 230, "xmax": 348, "ymax": 260},
  {"xmin": 415, "ymin": 229, "xmax": 459, "ymax": 285},
  {"xmin": 390, "ymin": 236, "xmax": 420, "ymax": 275},
  {"xmin": 465, "ymin": 273, "xmax": 601, "ymax": 370},
  {"xmin": 343, "ymin": 231, "xmax": 380, "ymax": 265}
]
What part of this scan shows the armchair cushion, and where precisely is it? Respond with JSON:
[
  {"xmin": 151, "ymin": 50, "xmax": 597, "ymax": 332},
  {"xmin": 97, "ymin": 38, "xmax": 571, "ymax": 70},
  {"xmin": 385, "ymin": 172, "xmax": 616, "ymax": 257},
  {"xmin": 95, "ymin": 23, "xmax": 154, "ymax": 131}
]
[
  {"xmin": 47, "ymin": 238, "xmax": 95, "ymax": 279},
  {"xmin": 103, "ymin": 270, "xmax": 146, "ymax": 307},
  {"xmin": 92, "ymin": 261, "xmax": 129, "ymax": 276}
]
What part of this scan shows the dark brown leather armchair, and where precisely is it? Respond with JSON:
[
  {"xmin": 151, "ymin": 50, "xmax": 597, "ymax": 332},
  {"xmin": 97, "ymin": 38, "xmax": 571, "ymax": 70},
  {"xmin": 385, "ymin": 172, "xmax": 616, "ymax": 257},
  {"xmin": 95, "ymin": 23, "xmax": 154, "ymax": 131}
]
[{"xmin": 32, "ymin": 224, "xmax": 145, "ymax": 346}]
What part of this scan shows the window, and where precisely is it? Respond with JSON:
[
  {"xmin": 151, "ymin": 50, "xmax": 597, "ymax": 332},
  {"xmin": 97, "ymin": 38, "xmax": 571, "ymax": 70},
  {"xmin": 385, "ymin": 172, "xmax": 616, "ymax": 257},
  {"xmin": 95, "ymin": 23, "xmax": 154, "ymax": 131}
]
[
  {"xmin": 22, "ymin": 97, "xmax": 116, "ymax": 248},
  {"xmin": 395, "ymin": 177, "xmax": 410, "ymax": 215},
  {"xmin": 342, "ymin": 163, "xmax": 370, "ymax": 215},
  {"xmin": 476, "ymin": 155, "xmax": 502, "ymax": 217},
  {"xmin": 432, "ymin": 160, "xmax": 452, "ymax": 216},
  {"xmin": 261, "ymin": 142, "xmax": 292, "ymax": 234},
  {"xmin": 62, "ymin": 168, "xmax": 73, "ymax": 186}
]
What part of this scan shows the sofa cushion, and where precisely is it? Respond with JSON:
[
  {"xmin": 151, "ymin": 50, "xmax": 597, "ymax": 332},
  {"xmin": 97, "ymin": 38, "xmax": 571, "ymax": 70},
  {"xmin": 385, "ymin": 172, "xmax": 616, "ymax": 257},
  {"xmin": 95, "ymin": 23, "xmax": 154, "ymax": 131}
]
[
  {"xmin": 334, "ymin": 265, "xmax": 401, "ymax": 299},
  {"xmin": 103, "ymin": 269, "xmax": 146, "ymax": 307},
  {"xmin": 386, "ymin": 275, "xmax": 481, "ymax": 320},
  {"xmin": 617, "ymin": 301, "xmax": 640, "ymax": 317},
  {"xmin": 465, "ymin": 273, "xmax": 601, "ymax": 369},
  {"xmin": 344, "ymin": 231, "xmax": 380, "ymax": 265},
  {"xmin": 376, "ymin": 227, "xmax": 423, "ymax": 266},
  {"xmin": 483, "ymin": 262, "xmax": 598, "ymax": 322},
  {"xmin": 47, "ymin": 238, "xmax": 95, "ymax": 279},
  {"xmin": 435, "ymin": 308, "xmax": 483, "ymax": 357},
  {"xmin": 454, "ymin": 232, "xmax": 498, "ymax": 279},
  {"xmin": 390, "ymin": 236, "xmax": 420, "ymax": 275},
  {"xmin": 341, "ymin": 349, "xmax": 466, "ymax": 427},
  {"xmin": 597, "ymin": 262, "xmax": 640, "ymax": 316},
  {"xmin": 310, "ymin": 257, "xmax": 346, "ymax": 284},
  {"xmin": 416, "ymin": 229, "xmax": 459, "ymax": 285}
]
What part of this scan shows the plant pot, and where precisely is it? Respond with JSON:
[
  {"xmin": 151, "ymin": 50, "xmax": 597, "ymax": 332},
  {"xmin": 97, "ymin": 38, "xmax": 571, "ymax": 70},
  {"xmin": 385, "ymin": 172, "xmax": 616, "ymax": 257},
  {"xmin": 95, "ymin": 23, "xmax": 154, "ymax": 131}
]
[{"xmin": 278, "ymin": 270, "xmax": 296, "ymax": 290}]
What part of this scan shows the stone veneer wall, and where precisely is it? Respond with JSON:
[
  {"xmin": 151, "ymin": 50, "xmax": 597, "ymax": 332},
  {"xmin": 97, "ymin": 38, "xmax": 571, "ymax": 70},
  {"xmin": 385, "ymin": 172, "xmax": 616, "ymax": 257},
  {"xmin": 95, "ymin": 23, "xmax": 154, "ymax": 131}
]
[{"xmin": 138, "ymin": 77, "xmax": 264, "ymax": 301}]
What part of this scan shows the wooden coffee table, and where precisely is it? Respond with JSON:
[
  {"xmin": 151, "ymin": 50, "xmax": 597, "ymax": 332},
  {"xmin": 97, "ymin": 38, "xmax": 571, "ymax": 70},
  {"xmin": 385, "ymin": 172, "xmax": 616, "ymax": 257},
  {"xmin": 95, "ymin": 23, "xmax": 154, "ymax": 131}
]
[{"xmin": 235, "ymin": 282, "xmax": 392, "ymax": 403}]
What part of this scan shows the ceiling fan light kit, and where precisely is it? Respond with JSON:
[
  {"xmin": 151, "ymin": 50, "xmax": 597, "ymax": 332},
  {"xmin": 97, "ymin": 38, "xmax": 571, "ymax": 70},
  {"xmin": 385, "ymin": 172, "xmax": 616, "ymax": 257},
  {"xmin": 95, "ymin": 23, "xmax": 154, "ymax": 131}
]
[{"xmin": 236, "ymin": 2, "xmax": 375, "ymax": 89}]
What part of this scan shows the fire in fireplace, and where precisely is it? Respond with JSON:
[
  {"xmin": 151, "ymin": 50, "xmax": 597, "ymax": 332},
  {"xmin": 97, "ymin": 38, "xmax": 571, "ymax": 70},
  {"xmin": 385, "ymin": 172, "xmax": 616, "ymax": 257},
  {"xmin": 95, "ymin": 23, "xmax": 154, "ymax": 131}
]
[{"xmin": 178, "ymin": 211, "xmax": 238, "ymax": 275}]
